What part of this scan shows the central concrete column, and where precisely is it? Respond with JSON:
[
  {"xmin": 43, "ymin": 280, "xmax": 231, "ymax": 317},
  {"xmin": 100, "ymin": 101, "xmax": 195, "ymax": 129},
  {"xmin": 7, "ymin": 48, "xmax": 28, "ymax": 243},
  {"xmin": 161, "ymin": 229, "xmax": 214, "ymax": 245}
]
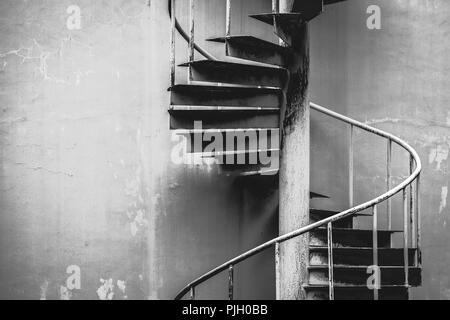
[{"xmin": 278, "ymin": 0, "xmax": 310, "ymax": 300}]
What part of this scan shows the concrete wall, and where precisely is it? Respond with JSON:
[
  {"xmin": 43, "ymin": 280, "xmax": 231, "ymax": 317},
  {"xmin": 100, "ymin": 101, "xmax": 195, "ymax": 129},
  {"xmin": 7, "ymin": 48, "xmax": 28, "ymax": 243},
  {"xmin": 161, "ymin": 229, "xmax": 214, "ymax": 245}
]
[
  {"xmin": 310, "ymin": 0, "xmax": 450, "ymax": 300},
  {"xmin": 0, "ymin": 0, "xmax": 277, "ymax": 300},
  {"xmin": 1, "ymin": 0, "xmax": 449, "ymax": 300}
]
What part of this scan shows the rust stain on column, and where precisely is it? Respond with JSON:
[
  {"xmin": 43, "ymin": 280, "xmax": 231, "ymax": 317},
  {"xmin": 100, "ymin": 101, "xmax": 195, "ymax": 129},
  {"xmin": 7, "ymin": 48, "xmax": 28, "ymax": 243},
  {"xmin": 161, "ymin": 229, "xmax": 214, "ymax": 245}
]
[{"xmin": 278, "ymin": 0, "xmax": 310, "ymax": 300}]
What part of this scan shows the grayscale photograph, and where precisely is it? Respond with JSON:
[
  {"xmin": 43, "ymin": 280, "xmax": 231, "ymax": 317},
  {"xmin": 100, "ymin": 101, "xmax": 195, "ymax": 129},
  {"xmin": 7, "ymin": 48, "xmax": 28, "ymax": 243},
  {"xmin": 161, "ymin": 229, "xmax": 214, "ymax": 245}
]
[{"xmin": 0, "ymin": 0, "xmax": 448, "ymax": 307}]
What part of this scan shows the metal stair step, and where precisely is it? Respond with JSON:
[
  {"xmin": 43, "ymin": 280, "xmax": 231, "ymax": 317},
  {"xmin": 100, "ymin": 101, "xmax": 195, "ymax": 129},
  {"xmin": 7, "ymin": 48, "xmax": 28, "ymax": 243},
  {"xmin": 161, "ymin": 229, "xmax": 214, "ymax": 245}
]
[
  {"xmin": 173, "ymin": 128, "xmax": 279, "ymax": 154},
  {"xmin": 169, "ymin": 84, "xmax": 283, "ymax": 108},
  {"xmin": 309, "ymin": 209, "xmax": 356, "ymax": 228},
  {"xmin": 303, "ymin": 285, "xmax": 409, "ymax": 300},
  {"xmin": 308, "ymin": 266, "xmax": 421, "ymax": 287},
  {"xmin": 169, "ymin": 106, "xmax": 280, "ymax": 130},
  {"xmin": 207, "ymin": 36, "xmax": 297, "ymax": 68},
  {"xmin": 310, "ymin": 192, "xmax": 329, "ymax": 199},
  {"xmin": 249, "ymin": 13, "xmax": 306, "ymax": 46},
  {"xmin": 309, "ymin": 247, "xmax": 417, "ymax": 266},
  {"xmin": 169, "ymin": 105, "xmax": 279, "ymax": 130},
  {"xmin": 179, "ymin": 60, "xmax": 288, "ymax": 88},
  {"xmin": 324, "ymin": 0, "xmax": 349, "ymax": 5},
  {"xmin": 310, "ymin": 228, "xmax": 400, "ymax": 248}
]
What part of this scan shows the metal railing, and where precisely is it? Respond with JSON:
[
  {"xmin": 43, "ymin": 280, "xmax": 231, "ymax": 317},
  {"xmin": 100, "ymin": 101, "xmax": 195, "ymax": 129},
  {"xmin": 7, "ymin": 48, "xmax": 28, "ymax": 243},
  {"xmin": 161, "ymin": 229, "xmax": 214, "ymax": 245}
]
[{"xmin": 169, "ymin": 0, "xmax": 422, "ymax": 300}]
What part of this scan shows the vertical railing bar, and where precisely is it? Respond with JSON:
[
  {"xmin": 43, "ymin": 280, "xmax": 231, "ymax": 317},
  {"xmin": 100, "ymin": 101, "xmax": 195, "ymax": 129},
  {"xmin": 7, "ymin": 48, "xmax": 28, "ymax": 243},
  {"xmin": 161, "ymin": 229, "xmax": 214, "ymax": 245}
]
[
  {"xmin": 275, "ymin": 242, "xmax": 280, "ymax": 300},
  {"xmin": 372, "ymin": 205, "xmax": 379, "ymax": 300},
  {"xmin": 272, "ymin": 0, "xmax": 279, "ymax": 13},
  {"xmin": 272, "ymin": 0, "xmax": 279, "ymax": 41},
  {"xmin": 403, "ymin": 188, "xmax": 410, "ymax": 291},
  {"xmin": 188, "ymin": 0, "xmax": 195, "ymax": 83},
  {"xmin": 416, "ymin": 174, "xmax": 421, "ymax": 266},
  {"xmin": 228, "ymin": 265, "xmax": 234, "ymax": 300},
  {"xmin": 387, "ymin": 139, "xmax": 392, "ymax": 230},
  {"xmin": 410, "ymin": 156, "xmax": 416, "ymax": 248},
  {"xmin": 226, "ymin": 0, "xmax": 231, "ymax": 37},
  {"xmin": 170, "ymin": 0, "xmax": 176, "ymax": 87},
  {"xmin": 327, "ymin": 222, "xmax": 334, "ymax": 300},
  {"xmin": 349, "ymin": 125, "xmax": 354, "ymax": 208},
  {"xmin": 190, "ymin": 286, "xmax": 195, "ymax": 300}
]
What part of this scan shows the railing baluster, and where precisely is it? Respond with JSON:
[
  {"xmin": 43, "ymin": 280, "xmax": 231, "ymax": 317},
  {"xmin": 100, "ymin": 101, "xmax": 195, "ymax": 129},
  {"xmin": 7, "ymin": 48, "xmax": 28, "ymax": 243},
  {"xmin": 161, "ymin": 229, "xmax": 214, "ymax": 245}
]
[
  {"xmin": 349, "ymin": 125, "xmax": 354, "ymax": 208},
  {"xmin": 327, "ymin": 222, "xmax": 334, "ymax": 300},
  {"xmin": 416, "ymin": 174, "xmax": 421, "ymax": 266},
  {"xmin": 188, "ymin": 0, "xmax": 195, "ymax": 83},
  {"xmin": 190, "ymin": 286, "xmax": 195, "ymax": 300},
  {"xmin": 226, "ymin": 0, "xmax": 231, "ymax": 37},
  {"xmin": 272, "ymin": 0, "xmax": 279, "ymax": 13},
  {"xmin": 275, "ymin": 242, "xmax": 280, "ymax": 300},
  {"xmin": 410, "ymin": 155, "xmax": 415, "ymax": 248},
  {"xmin": 372, "ymin": 205, "xmax": 379, "ymax": 300},
  {"xmin": 228, "ymin": 265, "xmax": 234, "ymax": 300},
  {"xmin": 170, "ymin": 0, "xmax": 176, "ymax": 86},
  {"xmin": 387, "ymin": 139, "xmax": 392, "ymax": 230},
  {"xmin": 403, "ymin": 188, "xmax": 410, "ymax": 294}
]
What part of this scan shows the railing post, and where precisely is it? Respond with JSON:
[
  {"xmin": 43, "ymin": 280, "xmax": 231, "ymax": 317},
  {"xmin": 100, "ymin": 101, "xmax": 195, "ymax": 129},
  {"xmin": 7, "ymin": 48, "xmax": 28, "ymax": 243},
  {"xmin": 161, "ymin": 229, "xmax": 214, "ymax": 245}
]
[
  {"xmin": 188, "ymin": 0, "xmax": 195, "ymax": 83},
  {"xmin": 410, "ymin": 156, "xmax": 416, "ymax": 248},
  {"xmin": 403, "ymin": 188, "xmax": 410, "ymax": 295},
  {"xmin": 275, "ymin": 242, "xmax": 280, "ymax": 300},
  {"xmin": 226, "ymin": 0, "xmax": 231, "ymax": 37},
  {"xmin": 228, "ymin": 265, "xmax": 234, "ymax": 300},
  {"xmin": 372, "ymin": 205, "xmax": 379, "ymax": 300},
  {"xmin": 349, "ymin": 125, "xmax": 354, "ymax": 208},
  {"xmin": 190, "ymin": 286, "xmax": 195, "ymax": 300},
  {"xmin": 272, "ymin": 0, "xmax": 279, "ymax": 13},
  {"xmin": 387, "ymin": 139, "xmax": 392, "ymax": 230},
  {"xmin": 170, "ymin": 0, "xmax": 176, "ymax": 87},
  {"xmin": 327, "ymin": 222, "xmax": 334, "ymax": 300},
  {"xmin": 416, "ymin": 174, "xmax": 421, "ymax": 266}
]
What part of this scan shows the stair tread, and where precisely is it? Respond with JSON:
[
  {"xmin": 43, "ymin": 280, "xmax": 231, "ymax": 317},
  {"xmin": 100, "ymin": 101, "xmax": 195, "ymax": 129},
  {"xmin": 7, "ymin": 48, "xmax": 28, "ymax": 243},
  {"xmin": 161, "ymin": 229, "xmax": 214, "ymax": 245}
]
[
  {"xmin": 249, "ymin": 13, "xmax": 306, "ymax": 26},
  {"xmin": 310, "ymin": 208, "xmax": 370, "ymax": 217},
  {"xmin": 308, "ymin": 265, "xmax": 420, "ymax": 270},
  {"xmin": 310, "ymin": 246, "xmax": 417, "ymax": 251},
  {"xmin": 314, "ymin": 227, "xmax": 402, "ymax": 233},
  {"xmin": 304, "ymin": 284, "xmax": 410, "ymax": 289},
  {"xmin": 169, "ymin": 84, "xmax": 282, "ymax": 93},
  {"xmin": 207, "ymin": 35, "xmax": 294, "ymax": 55},
  {"xmin": 192, "ymin": 148, "xmax": 279, "ymax": 157},
  {"xmin": 179, "ymin": 59, "xmax": 286, "ymax": 72},
  {"xmin": 173, "ymin": 128, "xmax": 278, "ymax": 134},
  {"xmin": 324, "ymin": 0, "xmax": 348, "ymax": 5},
  {"xmin": 310, "ymin": 192, "xmax": 329, "ymax": 199},
  {"xmin": 238, "ymin": 169, "xmax": 279, "ymax": 177},
  {"xmin": 169, "ymin": 105, "xmax": 279, "ymax": 112}
]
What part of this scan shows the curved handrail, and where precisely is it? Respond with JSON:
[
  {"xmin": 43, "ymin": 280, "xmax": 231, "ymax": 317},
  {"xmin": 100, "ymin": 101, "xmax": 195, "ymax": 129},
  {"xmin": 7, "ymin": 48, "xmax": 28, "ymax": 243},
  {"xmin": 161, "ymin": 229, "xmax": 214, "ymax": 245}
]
[
  {"xmin": 174, "ymin": 102, "xmax": 422, "ymax": 300},
  {"xmin": 169, "ymin": 0, "xmax": 422, "ymax": 300},
  {"xmin": 168, "ymin": 0, "xmax": 217, "ymax": 61}
]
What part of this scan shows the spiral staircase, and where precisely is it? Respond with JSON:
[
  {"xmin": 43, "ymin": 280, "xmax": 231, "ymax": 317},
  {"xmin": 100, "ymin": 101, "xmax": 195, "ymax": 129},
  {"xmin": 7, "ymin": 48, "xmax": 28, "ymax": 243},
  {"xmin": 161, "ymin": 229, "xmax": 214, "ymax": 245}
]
[{"xmin": 168, "ymin": 0, "xmax": 422, "ymax": 300}]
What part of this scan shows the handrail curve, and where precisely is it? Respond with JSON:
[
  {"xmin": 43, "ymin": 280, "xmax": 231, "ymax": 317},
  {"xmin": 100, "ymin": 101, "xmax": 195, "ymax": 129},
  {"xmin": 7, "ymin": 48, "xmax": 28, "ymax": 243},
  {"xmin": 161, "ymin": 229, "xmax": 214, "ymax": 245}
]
[
  {"xmin": 174, "ymin": 102, "xmax": 421, "ymax": 300},
  {"xmin": 169, "ymin": 0, "xmax": 422, "ymax": 300}
]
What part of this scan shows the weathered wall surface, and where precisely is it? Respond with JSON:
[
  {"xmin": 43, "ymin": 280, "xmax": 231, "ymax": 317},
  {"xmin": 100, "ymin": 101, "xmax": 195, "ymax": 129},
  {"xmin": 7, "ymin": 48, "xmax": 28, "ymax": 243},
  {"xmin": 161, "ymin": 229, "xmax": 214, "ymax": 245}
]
[
  {"xmin": 310, "ymin": 0, "xmax": 450, "ymax": 299},
  {"xmin": 1, "ymin": 0, "xmax": 448, "ymax": 300},
  {"xmin": 0, "ymin": 0, "xmax": 277, "ymax": 300}
]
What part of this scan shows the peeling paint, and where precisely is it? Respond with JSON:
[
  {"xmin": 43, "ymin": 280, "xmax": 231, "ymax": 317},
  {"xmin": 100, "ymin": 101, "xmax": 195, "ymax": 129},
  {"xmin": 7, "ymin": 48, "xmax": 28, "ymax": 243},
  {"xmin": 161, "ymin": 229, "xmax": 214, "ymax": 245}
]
[
  {"xmin": 60, "ymin": 285, "xmax": 72, "ymax": 300},
  {"xmin": 429, "ymin": 144, "xmax": 449, "ymax": 171},
  {"xmin": 40, "ymin": 280, "xmax": 49, "ymax": 300},
  {"xmin": 117, "ymin": 280, "xmax": 127, "ymax": 299},
  {"xmin": 97, "ymin": 279, "xmax": 114, "ymax": 300},
  {"xmin": 439, "ymin": 186, "xmax": 448, "ymax": 214}
]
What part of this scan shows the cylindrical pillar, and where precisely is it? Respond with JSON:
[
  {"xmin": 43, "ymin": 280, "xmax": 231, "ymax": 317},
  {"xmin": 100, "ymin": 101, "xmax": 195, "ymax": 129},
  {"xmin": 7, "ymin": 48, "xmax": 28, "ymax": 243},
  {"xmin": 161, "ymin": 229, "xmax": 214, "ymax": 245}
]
[{"xmin": 278, "ymin": 0, "xmax": 310, "ymax": 300}]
